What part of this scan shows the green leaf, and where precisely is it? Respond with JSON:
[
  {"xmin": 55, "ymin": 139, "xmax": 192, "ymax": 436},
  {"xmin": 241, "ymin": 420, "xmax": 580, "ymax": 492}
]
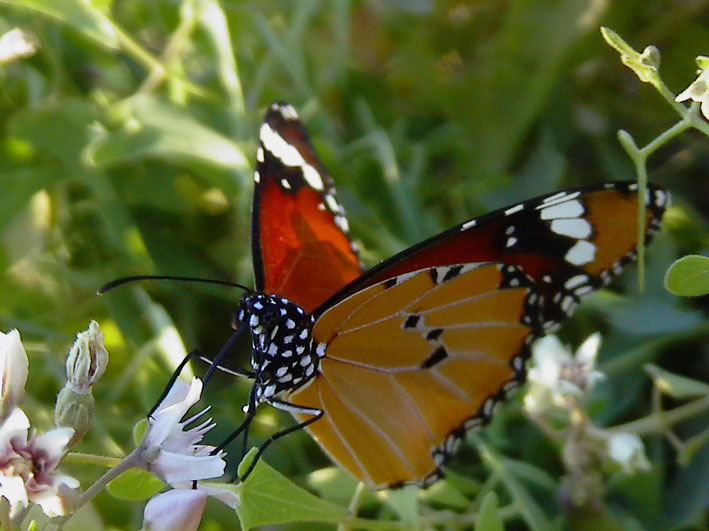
[
  {"xmin": 133, "ymin": 418, "xmax": 149, "ymax": 447},
  {"xmin": 644, "ymin": 364, "xmax": 709, "ymax": 399},
  {"xmin": 107, "ymin": 468, "xmax": 166, "ymax": 501},
  {"xmin": 501, "ymin": 458, "xmax": 557, "ymax": 492},
  {"xmin": 236, "ymin": 449, "xmax": 348, "ymax": 530},
  {"xmin": 8, "ymin": 99, "xmax": 99, "ymax": 166},
  {"xmin": 85, "ymin": 95, "xmax": 250, "ymax": 171},
  {"xmin": 307, "ymin": 467, "xmax": 376, "ymax": 507},
  {"xmin": 677, "ymin": 428, "xmax": 709, "ymax": 466},
  {"xmin": 664, "ymin": 255, "xmax": 709, "ymax": 297},
  {"xmin": 0, "ymin": 165, "xmax": 65, "ymax": 232},
  {"xmin": 0, "ymin": 0, "xmax": 118, "ymax": 47},
  {"xmin": 475, "ymin": 491, "xmax": 504, "ymax": 531},
  {"xmin": 419, "ymin": 479, "xmax": 470, "ymax": 510},
  {"xmin": 378, "ymin": 486, "xmax": 419, "ymax": 528},
  {"xmin": 476, "ymin": 441, "xmax": 551, "ymax": 531}
]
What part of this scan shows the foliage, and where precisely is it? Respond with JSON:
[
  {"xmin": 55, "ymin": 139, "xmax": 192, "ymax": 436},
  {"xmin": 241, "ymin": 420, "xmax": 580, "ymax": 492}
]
[{"xmin": 0, "ymin": 0, "xmax": 707, "ymax": 529}]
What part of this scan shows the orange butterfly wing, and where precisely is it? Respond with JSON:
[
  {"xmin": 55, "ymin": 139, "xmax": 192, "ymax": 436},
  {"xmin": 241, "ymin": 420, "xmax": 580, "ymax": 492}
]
[
  {"xmin": 252, "ymin": 103, "xmax": 363, "ymax": 313},
  {"xmin": 289, "ymin": 262, "xmax": 541, "ymax": 488}
]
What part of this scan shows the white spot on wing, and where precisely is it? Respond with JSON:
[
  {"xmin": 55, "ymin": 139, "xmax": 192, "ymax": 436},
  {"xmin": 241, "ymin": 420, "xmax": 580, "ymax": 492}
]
[
  {"xmin": 564, "ymin": 240, "xmax": 596, "ymax": 266},
  {"xmin": 564, "ymin": 274, "xmax": 588, "ymax": 289},
  {"xmin": 259, "ymin": 123, "xmax": 324, "ymax": 190},
  {"xmin": 461, "ymin": 219, "xmax": 477, "ymax": 230},
  {"xmin": 540, "ymin": 200, "xmax": 584, "ymax": 220},
  {"xmin": 550, "ymin": 218, "xmax": 592, "ymax": 239},
  {"xmin": 505, "ymin": 204, "xmax": 524, "ymax": 216}
]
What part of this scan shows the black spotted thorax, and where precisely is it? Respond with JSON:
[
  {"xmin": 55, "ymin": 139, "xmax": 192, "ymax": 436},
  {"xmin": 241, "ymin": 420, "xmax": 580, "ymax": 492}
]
[{"xmin": 237, "ymin": 293, "xmax": 319, "ymax": 402}]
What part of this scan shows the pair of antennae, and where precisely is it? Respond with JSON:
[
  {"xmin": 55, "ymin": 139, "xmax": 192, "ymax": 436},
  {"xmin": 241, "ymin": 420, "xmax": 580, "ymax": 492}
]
[{"xmin": 97, "ymin": 275, "xmax": 253, "ymax": 296}]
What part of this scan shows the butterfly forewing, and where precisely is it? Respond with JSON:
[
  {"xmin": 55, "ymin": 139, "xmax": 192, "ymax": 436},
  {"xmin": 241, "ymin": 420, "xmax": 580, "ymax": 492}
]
[
  {"xmin": 252, "ymin": 103, "xmax": 363, "ymax": 312},
  {"xmin": 314, "ymin": 182, "xmax": 669, "ymax": 331},
  {"xmin": 288, "ymin": 262, "xmax": 542, "ymax": 489}
]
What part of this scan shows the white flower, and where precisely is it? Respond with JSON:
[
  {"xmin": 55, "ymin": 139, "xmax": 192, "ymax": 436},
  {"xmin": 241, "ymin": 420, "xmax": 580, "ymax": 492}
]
[
  {"xmin": 0, "ymin": 329, "xmax": 29, "ymax": 419},
  {"xmin": 675, "ymin": 56, "xmax": 709, "ymax": 120},
  {"xmin": 607, "ymin": 432, "xmax": 651, "ymax": 474},
  {"xmin": 525, "ymin": 333, "xmax": 604, "ymax": 413},
  {"xmin": 142, "ymin": 378, "xmax": 226, "ymax": 484},
  {"xmin": 0, "ymin": 408, "xmax": 78, "ymax": 517}
]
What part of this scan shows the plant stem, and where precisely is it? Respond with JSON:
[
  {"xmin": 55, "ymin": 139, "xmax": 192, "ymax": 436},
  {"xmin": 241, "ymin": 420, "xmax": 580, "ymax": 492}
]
[
  {"xmin": 54, "ymin": 447, "xmax": 144, "ymax": 526},
  {"xmin": 337, "ymin": 482, "xmax": 366, "ymax": 531},
  {"xmin": 63, "ymin": 452, "xmax": 123, "ymax": 468},
  {"xmin": 611, "ymin": 396, "xmax": 709, "ymax": 435}
]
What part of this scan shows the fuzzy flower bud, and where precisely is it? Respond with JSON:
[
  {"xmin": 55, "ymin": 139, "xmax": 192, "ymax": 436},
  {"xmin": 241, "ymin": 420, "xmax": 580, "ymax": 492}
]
[
  {"xmin": 65, "ymin": 320, "xmax": 108, "ymax": 394},
  {"xmin": 55, "ymin": 321, "xmax": 108, "ymax": 447},
  {"xmin": 0, "ymin": 329, "xmax": 29, "ymax": 420}
]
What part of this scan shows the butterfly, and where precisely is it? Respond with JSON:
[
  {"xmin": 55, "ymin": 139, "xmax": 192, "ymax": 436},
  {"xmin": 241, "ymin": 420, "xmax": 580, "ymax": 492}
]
[{"xmin": 217, "ymin": 102, "xmax": 669, "ymax": 490}]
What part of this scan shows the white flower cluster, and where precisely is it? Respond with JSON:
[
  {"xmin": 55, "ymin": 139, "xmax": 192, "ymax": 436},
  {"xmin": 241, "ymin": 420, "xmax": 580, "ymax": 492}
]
[
  {"xmin": 525, "ymin": 333, "xmax": 651, "ymax": 476},
  {"xmin": 139, "ymin": 378, "xmax": 239, "ymax": 531},
  {"xmin": 0, "ymin": 330, "xmax": 78, "ymax": 517}
]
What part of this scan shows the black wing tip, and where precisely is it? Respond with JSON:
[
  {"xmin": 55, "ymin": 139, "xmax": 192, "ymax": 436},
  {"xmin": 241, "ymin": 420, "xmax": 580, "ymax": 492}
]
[{"xmin": 265, "ymin": 101, "xmax": 301, "ymax": 123}]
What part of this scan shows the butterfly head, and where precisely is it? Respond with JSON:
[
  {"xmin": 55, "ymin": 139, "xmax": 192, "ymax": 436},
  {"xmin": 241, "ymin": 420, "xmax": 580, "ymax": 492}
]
[{"xmin": 237, "ymin": 293, "xmax": 317, "ymax": 402}]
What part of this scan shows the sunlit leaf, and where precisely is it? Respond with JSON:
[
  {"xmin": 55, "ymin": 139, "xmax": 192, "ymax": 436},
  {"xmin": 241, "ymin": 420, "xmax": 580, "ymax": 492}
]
[
  {"xmin": 644, "ymin": 364, "xmax": 709, "ymax": 399},
  {"xmin": 236, "ymin": 449, "xmax": 347, "ymax": 530},
  {"xmin": 475, "ymin": 491, "xmax": 504, "ymax": 531},
  {"xmin": 1, "ymin": 0, "xmax": 117, "ymax": 47},
  {"xmin": 664, "ymin": 255, "xmax": 709, "ymax": 297},
  {"xmin": 107, "ymin": 468, "xmax": 166, "ymax": 501},
  {"xmin": 85, "ymin": 95, "xmax": 250, "ymax": 171}
]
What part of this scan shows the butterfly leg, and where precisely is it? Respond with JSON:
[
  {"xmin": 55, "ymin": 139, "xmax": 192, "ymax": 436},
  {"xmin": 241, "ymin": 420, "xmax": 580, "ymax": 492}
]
[
  {"xmin": 149, "ymin": 324, "xmax": 253, "ymax": 417},
  {"xmin": 237, "ymin": 399, "xmax": 323, "ymax": 482}
]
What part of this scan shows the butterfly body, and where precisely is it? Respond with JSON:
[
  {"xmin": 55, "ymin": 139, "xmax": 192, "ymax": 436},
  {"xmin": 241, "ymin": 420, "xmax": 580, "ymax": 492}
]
[
  {"xmin": 228, "ymin": 102, "xmax": 669, "ymax": 489},
  {"xmin": 237, "ymin": 293, "xmax": 317, "ymax": 403}
]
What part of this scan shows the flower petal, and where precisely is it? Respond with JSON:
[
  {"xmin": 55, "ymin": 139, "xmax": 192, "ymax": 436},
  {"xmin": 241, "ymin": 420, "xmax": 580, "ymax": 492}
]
[
  {"xmin": 576, "ymin": 333, "xmax": 601, "ymax": 366},
  {"xmin": 151, "ymin": 450, "xmax": 226, "ymax": 484},
  {"xmin": 146, "ymin": 378, "xmax": 203, "ymax": 447},
  {"xmin": 0, "ymin": 329, "xmax": 29, "ymax": 415},
  {"xmin": 143, "ymin": 489, "xmax": 207, "ymax": 531}
]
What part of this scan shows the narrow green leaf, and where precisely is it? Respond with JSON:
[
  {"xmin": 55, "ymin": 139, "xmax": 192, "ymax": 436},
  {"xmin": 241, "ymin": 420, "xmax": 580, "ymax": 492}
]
[
  {"xmin": 644, "ymin": 364, "xmax": 709, "ymax": 399},
  {"xmin": 419, "ymin": 479, "xmax": 470, "ymax": 510},
  {"xmin": 475, "ymin": 491, "xmax": 504, "ymax": 531},
  {"xmin": 678, "ymin": 428, "xmax": 709, "ymax": 466},
  {"xmin": 0, "ymin": 0, "xmax": 118, "ymax": 47},
  {"xmin": 378, "ymin": 486, "xmax": 419, "ymax": 528},
  {"xmin": 477, "ymin": 441, "xmax": 551, "ymax": 531},
  {"xmin": 85, "ymin": 95, "xmax": 250, "ymax": 171},
  {"xmin": 107, "ymin": 468, "xmax": 166, "ymax": 501},
  {"xmin": 236, "ymin": 449, "xmax": 347, "ymax": 530},
  {"xmin": 664, "ymin": 255, "xmax": 709, "ymax": 297}
]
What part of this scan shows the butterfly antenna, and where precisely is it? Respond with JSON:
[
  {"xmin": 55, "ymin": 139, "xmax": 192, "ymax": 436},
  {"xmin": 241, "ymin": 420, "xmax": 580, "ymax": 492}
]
[{"xmin": 97, "ymin": 275, "xmax": 252, "ymax": 295}]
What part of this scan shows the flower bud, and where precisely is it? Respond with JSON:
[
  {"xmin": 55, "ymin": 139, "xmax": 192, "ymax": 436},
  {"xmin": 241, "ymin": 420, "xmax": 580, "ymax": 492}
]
[
  {"xmin": 54, "ymin": 386, "xmax": 95, "ymax": 448},
  {"xmin": 607, "ymin": 432, "xmax": 651, "ymax": 473},
  {"xmin": 0, "ymin": 329, "xmax": 29, "ymax": 420},
  {"xmin": 143, "ymin": 489, "xmax": 207, "ymax": 531},
  {"xmin": 65, "ymin": 320, "xmax": 108, "ymax": 394}
]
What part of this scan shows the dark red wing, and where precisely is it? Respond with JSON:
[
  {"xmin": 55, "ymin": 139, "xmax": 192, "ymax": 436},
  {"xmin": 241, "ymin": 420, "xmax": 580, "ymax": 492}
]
[
  {"xmin": 314, "ymin": 182, "xmax": 669, "ymax": 331},
  {"xmin": 251, "ymin": 103, "xmax": 363, "ymax": 313}
]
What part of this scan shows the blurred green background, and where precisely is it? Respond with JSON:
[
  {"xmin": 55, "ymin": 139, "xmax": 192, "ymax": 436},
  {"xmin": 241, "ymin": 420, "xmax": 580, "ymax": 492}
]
[{"xmin": 0, "ymin": 0, "xmax": 707, "ymax": 529}]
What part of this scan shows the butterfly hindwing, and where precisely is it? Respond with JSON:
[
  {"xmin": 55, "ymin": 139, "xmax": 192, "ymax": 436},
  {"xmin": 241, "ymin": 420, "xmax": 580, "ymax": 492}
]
[
  {"xmin": 252, "ymin": 103, "xmax": 363, "ymax": 312},
  {"xmin": 288, "ymin": 262, "xmax": 542, "ymax": 489}
]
